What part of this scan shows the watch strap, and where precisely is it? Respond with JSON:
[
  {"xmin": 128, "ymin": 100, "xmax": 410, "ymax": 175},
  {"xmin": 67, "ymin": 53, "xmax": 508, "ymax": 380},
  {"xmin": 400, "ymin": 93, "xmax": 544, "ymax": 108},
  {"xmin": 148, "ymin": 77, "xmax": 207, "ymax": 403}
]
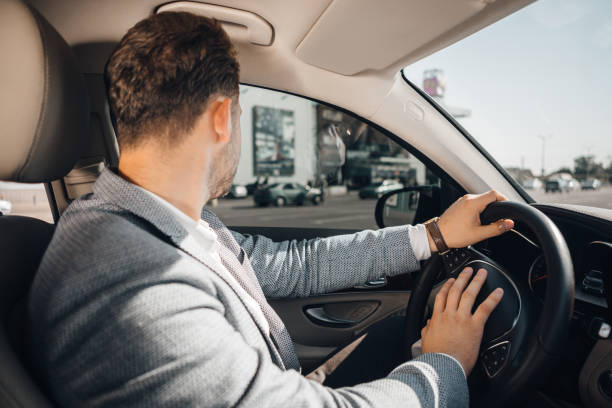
[{"xmin": 425, "ymin": 217, "xmax": 449, "ymax": 254}]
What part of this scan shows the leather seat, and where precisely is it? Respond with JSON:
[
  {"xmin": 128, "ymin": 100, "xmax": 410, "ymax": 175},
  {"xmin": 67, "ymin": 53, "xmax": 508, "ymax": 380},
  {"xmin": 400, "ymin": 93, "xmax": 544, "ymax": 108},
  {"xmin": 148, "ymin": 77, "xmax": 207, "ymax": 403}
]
[{"xmin": 0, "ymin": 0, "xmax": 89, "ymax": 406}]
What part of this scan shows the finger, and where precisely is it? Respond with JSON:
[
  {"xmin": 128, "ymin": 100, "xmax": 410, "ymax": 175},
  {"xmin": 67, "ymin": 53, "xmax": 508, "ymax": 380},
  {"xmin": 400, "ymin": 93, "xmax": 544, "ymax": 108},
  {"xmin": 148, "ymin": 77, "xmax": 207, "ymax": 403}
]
[
  {"xmin": 473, "ymin": 288, "xmax": 504, "ymax": 325},
  {"xmin": 421, "ymin": 319, "xmax": 431, "ymax": 337},
  {"xmin": 458, "ymin": 268, "xmax": 487, "ymax": 314},
  {"xmin": 446, "ymin": 267, "xmax": 474, "ymax": 311},
  {"xmin": 476, "ymin": 190, "xmax": 507, "ymax": 212},
  {"xmin": 476, "ymin": 218, "xmax": 515, "ymax": 241},
  {"xmin": 432, "ymin": 278, "xmax": 455, "ymax": 315},
  {"xmin": 493, "ymin": 190, "xmax": 508, "ymax": 202}
]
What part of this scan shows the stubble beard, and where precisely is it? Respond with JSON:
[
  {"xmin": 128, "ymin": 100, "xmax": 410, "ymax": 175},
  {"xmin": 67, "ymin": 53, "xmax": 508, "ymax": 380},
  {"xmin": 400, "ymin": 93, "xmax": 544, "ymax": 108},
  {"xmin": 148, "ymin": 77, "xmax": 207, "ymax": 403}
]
[{"xmin": 208, "ymin": 141, "xmax": 240, "ymax": 200}]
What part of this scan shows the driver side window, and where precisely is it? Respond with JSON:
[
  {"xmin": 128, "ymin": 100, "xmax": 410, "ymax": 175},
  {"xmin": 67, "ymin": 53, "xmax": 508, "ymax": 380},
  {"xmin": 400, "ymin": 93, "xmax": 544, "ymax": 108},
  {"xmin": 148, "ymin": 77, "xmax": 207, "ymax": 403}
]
[{"xmin": 211, "ymin": 85, "xmax": 442, "ymax": 230}]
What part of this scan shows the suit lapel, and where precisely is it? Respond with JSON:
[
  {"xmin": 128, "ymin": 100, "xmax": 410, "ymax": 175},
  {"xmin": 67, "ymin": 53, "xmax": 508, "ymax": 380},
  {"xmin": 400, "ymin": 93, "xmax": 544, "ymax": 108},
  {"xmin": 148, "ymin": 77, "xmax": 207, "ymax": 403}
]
[
  {"xmin": 201, "ymin": 209, "xmax": 301, "ymax": 371},
  {"xmin": 172, "ymin": 232, "xmax": 287, "ymax": 369},
  {"xmin": 92, "ymin": 168, "xmax": 286, "ymax": 368}
]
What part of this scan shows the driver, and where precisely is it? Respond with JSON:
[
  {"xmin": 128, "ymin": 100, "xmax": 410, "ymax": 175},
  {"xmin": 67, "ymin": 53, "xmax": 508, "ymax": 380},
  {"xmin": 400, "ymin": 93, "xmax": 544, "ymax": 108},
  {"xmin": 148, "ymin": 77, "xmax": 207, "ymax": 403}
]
[{"xmin": 28, "ymin": 12, "xmax": 515, "ymax": 408}]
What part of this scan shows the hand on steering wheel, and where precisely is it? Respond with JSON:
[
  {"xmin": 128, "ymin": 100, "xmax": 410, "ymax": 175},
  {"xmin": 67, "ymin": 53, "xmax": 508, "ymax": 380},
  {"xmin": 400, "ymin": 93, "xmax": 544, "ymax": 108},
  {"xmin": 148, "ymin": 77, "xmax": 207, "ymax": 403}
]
[
  {"xmin": 421, "ymin": 267, "xmax": 504, "ymax": 375},
  {"xmin": 429, "ymin": 191, "xmax": 515, "ymax": 253}
]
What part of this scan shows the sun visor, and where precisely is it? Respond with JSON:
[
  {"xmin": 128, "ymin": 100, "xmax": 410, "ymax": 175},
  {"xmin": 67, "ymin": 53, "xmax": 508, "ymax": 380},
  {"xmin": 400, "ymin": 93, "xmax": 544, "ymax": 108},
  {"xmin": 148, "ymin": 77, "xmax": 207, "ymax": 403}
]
[{"xmin": 296, "ymin": 0, "xmax": 491, "ymax": 75}]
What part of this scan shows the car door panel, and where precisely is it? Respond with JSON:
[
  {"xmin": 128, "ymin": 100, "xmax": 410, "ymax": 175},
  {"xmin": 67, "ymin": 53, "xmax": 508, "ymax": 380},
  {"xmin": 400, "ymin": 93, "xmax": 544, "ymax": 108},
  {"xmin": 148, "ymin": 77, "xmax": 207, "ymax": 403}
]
[
  {"xmin": 231, "ymin": 225, "xmax": 412, "ymax": 370},
  {"xmin": 270, "ymin": 291, "xmax": 411, "ymax": 371}
]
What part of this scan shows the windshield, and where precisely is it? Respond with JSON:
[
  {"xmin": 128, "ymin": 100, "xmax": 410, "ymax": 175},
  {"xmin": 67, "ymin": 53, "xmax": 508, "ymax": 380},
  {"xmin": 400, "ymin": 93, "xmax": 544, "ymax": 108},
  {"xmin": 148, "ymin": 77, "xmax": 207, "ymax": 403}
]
[{"xmin": 403, "ymin": 0, "xmax": 612, "ymax": 210}]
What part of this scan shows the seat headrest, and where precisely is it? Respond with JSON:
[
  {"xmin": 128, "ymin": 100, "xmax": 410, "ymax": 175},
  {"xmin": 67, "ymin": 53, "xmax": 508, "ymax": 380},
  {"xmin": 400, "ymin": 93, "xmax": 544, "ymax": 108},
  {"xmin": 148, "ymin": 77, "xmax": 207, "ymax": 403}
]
[{"xmin": 0, "ymin": 0, "xmax": 89, "ymax": 183}]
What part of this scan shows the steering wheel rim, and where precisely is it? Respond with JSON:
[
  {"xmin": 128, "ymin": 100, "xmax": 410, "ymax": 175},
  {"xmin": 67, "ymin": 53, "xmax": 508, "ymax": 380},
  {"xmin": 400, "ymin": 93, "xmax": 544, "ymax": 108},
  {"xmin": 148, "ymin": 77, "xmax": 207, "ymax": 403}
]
[{"xmin": 403, "ymin": 201, "xmax": 574, "ymax": 406}]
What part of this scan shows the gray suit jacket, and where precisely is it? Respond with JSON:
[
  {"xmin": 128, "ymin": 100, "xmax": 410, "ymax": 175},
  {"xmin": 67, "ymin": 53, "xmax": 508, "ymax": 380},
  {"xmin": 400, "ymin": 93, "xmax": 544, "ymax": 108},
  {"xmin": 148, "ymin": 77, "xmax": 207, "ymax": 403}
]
[{"xmin": 27, "ymin": 168, "xmax": 468, "ymax": 407}]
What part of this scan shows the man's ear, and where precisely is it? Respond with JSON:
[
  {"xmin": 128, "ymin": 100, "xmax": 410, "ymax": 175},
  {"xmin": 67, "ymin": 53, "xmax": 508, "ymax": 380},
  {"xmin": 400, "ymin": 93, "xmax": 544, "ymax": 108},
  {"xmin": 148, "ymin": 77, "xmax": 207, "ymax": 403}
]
[{"xmin": 212, "ymin": 97, "xmax": 232, "ymax": 144}]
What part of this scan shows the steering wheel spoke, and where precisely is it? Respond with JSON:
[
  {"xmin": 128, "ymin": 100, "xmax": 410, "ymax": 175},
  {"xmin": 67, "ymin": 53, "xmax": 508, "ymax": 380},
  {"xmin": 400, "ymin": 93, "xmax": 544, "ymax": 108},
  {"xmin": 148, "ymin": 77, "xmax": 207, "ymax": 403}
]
[
  {"xmin": 439, "ymin": 247, "xmax": 475, "ymax": 277},
  {"xmin": 480, "ymin": 339, "xmax": 512, "ymax": 378}
]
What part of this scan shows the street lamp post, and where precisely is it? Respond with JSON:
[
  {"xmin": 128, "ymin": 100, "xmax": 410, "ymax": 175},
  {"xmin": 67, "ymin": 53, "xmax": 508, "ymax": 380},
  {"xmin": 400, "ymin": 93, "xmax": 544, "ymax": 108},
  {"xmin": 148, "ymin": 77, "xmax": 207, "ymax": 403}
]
[
  {"xmin": 584, "ymin": 146, "xmax": 593, "ymax": 181},
  {"xmin": 537, "ymin": 134, "xmax": 552, "ymax": 177}
]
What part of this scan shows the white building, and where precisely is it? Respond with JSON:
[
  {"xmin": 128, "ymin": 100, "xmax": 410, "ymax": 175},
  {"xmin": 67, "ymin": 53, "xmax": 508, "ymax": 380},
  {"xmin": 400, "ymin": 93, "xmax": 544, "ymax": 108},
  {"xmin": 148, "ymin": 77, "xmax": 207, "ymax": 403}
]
[
  {"xmin": 234, "ymin": 85, "xmax": 427, "ymax": 188},
  {"xmin": 234, "ymin": 85, "xmax": 318, "ymax": 186}
]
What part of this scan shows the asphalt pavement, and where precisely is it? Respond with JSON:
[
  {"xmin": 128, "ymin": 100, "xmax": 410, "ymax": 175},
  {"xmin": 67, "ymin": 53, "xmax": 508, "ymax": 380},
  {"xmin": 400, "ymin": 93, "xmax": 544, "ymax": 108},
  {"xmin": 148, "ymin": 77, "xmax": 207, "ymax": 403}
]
[
  {"xmin": 6, "ymin": 187, "xmax": 610, "ymax": 229},
  {"xmin": 212, "ymin": 187, "xmax": 612, "ymax": 230},
  {"xmin": 528, "ymin": 186, "xmax": 612, "ymax": 208},
  {"xmin": 212, "ymin": 191, "xmax": 380, "ymax": 230}
]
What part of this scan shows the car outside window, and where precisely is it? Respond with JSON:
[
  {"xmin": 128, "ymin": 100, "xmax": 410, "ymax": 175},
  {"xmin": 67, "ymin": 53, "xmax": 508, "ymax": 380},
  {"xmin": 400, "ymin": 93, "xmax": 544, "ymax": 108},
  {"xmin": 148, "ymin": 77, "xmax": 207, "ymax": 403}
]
[
  {"xmin": 403, "ymin": 0, "xmax": 612, "ymax": 210},
  {"xmin": 0, "ymin": 182, "xmax": 53, "ymax": 222},
  {"xmin": 211, "ymin": 85, "xmax": 440, "ymax": 230}
]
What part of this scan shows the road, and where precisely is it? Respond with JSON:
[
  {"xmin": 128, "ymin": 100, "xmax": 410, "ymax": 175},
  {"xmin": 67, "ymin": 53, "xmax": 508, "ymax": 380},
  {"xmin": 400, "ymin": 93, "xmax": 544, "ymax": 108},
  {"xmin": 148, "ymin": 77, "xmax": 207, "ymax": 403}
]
[
  {"xmin": 529, "ymin": 186, "xmax": 612, "ymax": 208},
  {"xmin": 213, "ymin": 187, "xmax": 612, "ymax": 230},
  {"xmin": 5, "ymin": 186, "xmax": 610, "ymax": 229},
  {"xmin": 213, "ymin": 191, "xmax": 380, "ymax": 230}
]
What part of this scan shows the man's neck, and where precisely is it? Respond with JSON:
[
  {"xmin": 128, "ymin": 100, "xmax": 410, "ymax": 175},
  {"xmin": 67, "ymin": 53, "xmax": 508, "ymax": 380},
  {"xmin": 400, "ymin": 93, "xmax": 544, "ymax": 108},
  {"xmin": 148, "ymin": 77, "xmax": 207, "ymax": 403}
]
[{"xmin": 118, "ymin": 144, "xmax": 210, "ymax": 221}]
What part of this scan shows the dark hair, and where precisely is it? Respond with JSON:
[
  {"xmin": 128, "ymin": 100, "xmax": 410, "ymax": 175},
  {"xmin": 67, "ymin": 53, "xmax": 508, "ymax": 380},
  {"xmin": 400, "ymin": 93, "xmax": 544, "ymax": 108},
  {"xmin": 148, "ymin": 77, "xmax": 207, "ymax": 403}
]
[{"xmin": 105, "ymin": 12, "xmax": 240, "ymax": 149}]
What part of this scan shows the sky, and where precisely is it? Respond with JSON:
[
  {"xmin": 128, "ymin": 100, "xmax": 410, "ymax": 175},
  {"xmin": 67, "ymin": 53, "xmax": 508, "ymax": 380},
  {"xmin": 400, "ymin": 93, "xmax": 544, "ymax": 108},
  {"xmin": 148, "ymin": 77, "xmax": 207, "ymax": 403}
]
[{"xmin": 403, "ymin": 0, "xmax": 612, "ymax": 176}]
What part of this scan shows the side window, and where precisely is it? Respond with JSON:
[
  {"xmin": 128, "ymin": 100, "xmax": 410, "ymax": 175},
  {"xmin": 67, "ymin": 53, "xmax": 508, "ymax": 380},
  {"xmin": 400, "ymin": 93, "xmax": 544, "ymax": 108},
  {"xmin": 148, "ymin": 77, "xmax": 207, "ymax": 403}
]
[
  {"xmin": 212, "ymin": 85, "xmax": 441, "ymax": 230},
  {"xmin": 0, "ymin": 182, "xmax": 53, "ymax": 223}
]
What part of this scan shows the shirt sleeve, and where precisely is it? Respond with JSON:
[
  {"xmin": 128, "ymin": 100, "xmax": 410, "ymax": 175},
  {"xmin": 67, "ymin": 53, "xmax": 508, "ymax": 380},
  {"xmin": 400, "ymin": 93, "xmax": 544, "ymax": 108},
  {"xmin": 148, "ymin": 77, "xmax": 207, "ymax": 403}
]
[
  {"xmin": 231, "ymin": 225, "xmax": 426, "ymax": 298},
  {"xmin": 408, "ymin": 223, "xmax": 432, "ymax": 261}
]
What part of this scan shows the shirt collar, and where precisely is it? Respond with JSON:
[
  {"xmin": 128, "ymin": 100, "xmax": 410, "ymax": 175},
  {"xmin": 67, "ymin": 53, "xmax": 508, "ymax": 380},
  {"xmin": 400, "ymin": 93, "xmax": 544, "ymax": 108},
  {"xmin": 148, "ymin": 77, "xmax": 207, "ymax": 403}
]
[{"xmin": 133, "ymin": 184, "xmax": 200, "ymax": 228}]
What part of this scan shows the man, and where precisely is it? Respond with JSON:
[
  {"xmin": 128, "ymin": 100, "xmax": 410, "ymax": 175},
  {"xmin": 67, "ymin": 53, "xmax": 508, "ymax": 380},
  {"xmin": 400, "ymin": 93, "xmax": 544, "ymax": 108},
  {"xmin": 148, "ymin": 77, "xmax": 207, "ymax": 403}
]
[{"xmin": 28, "ymin": 12, "xmax": 514, "ymax": 407}]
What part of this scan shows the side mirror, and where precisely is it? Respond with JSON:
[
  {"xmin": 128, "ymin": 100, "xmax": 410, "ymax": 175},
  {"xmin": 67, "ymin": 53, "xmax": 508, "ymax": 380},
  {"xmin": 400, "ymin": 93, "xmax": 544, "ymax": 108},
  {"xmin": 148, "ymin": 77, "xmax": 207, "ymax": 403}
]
[{"xmin": 375, "ymin": 186, "xmax": 442, "ymax": 228}]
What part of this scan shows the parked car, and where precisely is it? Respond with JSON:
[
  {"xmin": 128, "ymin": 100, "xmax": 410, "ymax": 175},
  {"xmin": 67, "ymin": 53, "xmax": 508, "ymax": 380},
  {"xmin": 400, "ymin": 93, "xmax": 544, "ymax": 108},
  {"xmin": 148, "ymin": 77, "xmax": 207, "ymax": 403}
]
[
  {"xmin": 358, "ymin": 180, "xmax": 404, "ymax": 199},
  {"xmin": 546, "ymin": 173, "xmax": 581, "ymax": 193},
  {"xmin": 521, "ymin": 178, "xmax": 542, "ymax": 190},
  {"xmin": 226, "ymin": 184, "xmax": 248, "ymax": 198},
  {"xmin": 581, "ymin": 179, "xmax": 601, "ymax": 191},
  {"xmin": 567, "ymin": 178, "xmax": 581, "ymax": 192},
  {"xmin": 0, "ymin": 199, "xmax": 12, "ymax": 215},
  {"xmin": 545, "ymin": 179, "xmax": 568, "ymax": 193},
  {"xmin": 253, "ymin": 183, "xmax": 323, "ymax": 207},
  {"xmin": 246, "ymin": 178, "xmax": 270, "ymax": 195}
]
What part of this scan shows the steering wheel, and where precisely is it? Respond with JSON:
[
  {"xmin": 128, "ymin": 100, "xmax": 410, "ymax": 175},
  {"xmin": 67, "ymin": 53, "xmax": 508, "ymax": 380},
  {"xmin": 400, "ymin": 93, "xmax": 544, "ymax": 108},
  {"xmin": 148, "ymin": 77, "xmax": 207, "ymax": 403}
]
[{"xmin": 403, "ymin": 201, "xmax": 575, "ymax": 407}]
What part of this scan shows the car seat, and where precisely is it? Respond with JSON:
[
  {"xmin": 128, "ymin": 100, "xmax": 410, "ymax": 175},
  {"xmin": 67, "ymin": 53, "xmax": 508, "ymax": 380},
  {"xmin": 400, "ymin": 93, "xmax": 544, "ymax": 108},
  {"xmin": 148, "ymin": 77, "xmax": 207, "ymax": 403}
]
[{"xmin": 0, "ymin": 0, "xmax": 90, "ymax": 406}]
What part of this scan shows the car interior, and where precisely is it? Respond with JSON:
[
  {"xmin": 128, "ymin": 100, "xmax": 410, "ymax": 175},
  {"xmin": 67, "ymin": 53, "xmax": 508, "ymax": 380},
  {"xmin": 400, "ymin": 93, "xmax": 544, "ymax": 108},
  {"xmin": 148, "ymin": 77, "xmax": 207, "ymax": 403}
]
[{"xmin": 0, "ymin": 0, "xmax": 611, "ymax": 407}]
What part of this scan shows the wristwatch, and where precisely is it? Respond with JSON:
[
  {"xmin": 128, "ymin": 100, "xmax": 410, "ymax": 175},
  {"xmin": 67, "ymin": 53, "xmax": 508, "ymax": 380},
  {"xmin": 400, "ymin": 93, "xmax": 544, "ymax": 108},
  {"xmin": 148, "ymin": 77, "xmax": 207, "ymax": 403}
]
[{"xmin": 424, "ymin": 217, "xmax": 449, "ymax": 254}]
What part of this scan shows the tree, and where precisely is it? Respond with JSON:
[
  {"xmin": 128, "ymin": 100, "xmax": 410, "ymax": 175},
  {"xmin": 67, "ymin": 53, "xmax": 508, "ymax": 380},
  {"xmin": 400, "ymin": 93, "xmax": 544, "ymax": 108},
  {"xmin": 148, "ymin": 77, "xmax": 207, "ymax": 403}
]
[
  {"xmin": 548, "ymin": 167, "xmax": 573, "ymax": 179},
  {"xmin": 574, "ymin": 155, "xmax": 605, "ymax": 181}
]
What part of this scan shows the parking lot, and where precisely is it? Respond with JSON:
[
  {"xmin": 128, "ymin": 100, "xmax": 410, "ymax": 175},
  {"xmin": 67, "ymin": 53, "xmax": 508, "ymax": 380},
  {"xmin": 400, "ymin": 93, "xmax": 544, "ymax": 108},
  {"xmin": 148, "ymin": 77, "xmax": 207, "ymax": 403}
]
[
  {"xmin": 4, "ymin": 186, "xmax": 610, "ymax": 229},
  {"xmin": 212, "ymin": 186, "xmax": 612, "ymax": 230},
  {"xmin": 212, "ymin": 191, "xmax": 379, "ymax": 230},
  {"xmin": 529, "ymin": 186, "xmax": 612, "ymax": 208}
]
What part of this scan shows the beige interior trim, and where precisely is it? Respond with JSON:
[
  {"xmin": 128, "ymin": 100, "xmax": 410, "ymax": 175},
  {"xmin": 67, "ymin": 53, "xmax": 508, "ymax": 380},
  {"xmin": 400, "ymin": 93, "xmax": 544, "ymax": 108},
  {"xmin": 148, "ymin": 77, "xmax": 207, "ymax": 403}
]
[
  {"xmin": 156, "ymin": 1, "xmax": 274, "ymax": 46},
  {"xmin": 296, "ymin": 0, "xmax": 487, "ymax": 75},
  {"xmin": 0, "ymin": 0, "xmax": 45, "ymax": 180},
  {"xmin": 371, "ymin": 72, "xmax": 524, "ymax": 201}
]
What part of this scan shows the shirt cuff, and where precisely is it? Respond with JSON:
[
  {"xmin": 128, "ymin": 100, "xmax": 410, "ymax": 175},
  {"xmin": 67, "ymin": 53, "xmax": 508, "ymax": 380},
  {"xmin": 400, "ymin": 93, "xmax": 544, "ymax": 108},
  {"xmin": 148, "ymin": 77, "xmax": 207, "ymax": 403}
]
[
  {"xmin": 389, "ymin": 352, "xmax": 469, "ymax": 407},
  {"xmin": 408, "ymin": 223, "xmax": 431, "ymax": 261},
  {"xmin": 437, "ymin": 353, "xmax": 467, "ymax": 380}
]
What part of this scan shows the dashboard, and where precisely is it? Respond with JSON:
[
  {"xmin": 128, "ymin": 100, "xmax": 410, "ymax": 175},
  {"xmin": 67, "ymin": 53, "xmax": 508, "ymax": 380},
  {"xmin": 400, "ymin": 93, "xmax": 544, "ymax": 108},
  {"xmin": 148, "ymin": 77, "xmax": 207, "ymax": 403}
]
[
  {"xmin": 476, "ymin": 204, "xmax": 612, "ymax": 406},
  {"xmin": 482, "ymin": 210, "xmax": 610, "ymax": 315}
]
